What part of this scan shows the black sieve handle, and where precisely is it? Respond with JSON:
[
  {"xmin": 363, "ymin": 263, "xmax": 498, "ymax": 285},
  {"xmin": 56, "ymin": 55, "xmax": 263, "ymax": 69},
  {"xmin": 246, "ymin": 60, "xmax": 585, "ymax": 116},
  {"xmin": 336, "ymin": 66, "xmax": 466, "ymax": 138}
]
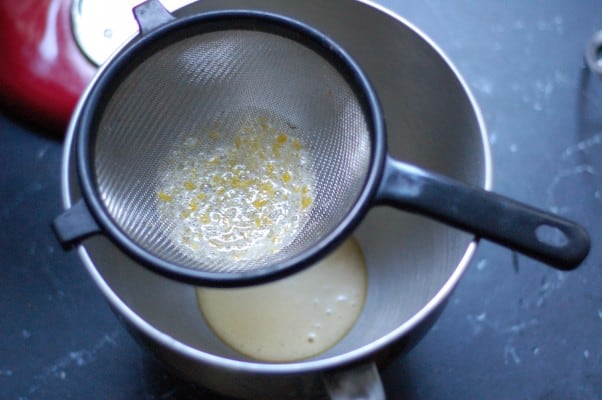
[{"xmin": 375, "ymin": 156, "xmax": 590, "ymax": 270}]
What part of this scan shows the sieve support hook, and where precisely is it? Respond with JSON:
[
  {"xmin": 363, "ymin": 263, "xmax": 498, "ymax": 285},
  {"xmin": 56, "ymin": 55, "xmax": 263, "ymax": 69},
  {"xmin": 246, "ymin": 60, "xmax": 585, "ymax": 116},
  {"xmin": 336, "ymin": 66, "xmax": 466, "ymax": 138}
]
[
  {"xmin": 133, "ymin": 0, "xmax": 176, "ymax": 36},
  {"xmin": 52, "ymin": 198, "xmax": 101, "ymax": 248},
  {"xmin": 375, "ymin": 155, "xmax": 590, "ymax": 270}
]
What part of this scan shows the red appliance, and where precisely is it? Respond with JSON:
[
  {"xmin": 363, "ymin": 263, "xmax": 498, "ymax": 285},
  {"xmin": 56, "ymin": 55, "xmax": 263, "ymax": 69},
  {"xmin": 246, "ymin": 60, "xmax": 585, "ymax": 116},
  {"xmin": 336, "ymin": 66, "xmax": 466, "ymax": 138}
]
[{"xmin": 0, "ymin": 0, "xmax": 96, "ymax": 135}]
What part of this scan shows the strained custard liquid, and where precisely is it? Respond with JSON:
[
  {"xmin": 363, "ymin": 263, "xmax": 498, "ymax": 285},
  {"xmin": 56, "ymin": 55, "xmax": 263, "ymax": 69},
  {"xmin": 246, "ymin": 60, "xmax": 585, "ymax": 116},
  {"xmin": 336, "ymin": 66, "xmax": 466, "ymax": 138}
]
[{"xmin": 196, "ymin": 237, "xmax": 367, "ymax": 362}]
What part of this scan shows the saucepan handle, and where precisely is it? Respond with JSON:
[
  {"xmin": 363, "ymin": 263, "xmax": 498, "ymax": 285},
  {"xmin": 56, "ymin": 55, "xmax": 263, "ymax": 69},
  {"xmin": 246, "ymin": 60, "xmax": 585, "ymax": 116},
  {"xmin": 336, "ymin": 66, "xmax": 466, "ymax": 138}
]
[
  {"xmin": 375, "ymin": 156, "xmax": 590, "ymax": 270},
  {"xmin": 322, "ymin": 362, "xmax": 385, "ymax": 400}
]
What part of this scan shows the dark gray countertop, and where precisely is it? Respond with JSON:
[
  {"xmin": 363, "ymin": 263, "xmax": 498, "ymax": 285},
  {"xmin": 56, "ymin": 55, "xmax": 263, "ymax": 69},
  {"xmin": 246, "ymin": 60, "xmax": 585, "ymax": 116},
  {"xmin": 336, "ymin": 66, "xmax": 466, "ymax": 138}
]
[{"xmin": 1, "ymin": 1, "xmax": 601, "ymax": 399}]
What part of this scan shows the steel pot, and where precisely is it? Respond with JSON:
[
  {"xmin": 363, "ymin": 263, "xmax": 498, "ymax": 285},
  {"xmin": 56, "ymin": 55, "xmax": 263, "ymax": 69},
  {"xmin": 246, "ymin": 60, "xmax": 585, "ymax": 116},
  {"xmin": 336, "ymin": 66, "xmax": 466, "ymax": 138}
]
[{"xmin": 60, "ymin": 0, "xmax": 491, "ymax": 398}]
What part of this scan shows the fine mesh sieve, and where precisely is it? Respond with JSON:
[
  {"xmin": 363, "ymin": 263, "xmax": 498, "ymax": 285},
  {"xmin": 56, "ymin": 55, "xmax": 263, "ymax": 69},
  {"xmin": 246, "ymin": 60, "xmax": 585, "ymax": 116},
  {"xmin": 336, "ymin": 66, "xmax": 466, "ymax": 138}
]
[
  {"xmin": 54, "ymin": 1, "xmax": 590, "ymax": 286},
  {"xmin": 91, "ymin": 21, "xmax": 375, "ymax": 277},
  {"xmin": 54, "ymin": 6, "xmax": 385, "ymax": 285}
]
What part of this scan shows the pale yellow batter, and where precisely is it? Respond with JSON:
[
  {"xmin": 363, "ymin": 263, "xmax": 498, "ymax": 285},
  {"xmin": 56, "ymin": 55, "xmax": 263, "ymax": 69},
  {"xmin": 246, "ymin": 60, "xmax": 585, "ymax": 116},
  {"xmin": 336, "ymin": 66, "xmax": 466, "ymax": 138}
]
[{"xmin": 196, "ymin": 237, "xmax": 367, "ymax": 362}]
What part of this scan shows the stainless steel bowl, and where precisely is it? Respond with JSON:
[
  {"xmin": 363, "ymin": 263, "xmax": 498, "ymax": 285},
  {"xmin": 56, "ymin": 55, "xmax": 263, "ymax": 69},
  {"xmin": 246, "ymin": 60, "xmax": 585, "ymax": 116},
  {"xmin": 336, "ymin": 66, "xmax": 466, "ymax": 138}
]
[{"xmin": 60, "ymin": 0, "xmax": 490, "ymax": 398}]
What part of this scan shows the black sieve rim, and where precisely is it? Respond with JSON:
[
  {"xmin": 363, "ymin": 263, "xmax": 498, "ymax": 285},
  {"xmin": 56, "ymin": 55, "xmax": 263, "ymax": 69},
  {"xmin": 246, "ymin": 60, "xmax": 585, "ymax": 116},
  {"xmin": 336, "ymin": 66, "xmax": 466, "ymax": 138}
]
[{"xmin": 75, "ymin": 10, "xmax": 387, "ymax": 287}]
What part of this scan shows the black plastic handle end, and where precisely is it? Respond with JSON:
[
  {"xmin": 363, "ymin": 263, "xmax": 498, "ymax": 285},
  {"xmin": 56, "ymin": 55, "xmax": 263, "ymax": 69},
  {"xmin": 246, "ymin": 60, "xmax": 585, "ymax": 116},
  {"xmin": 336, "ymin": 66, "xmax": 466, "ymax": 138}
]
[
  {"xmin": 375, "ymin": 156, "xmax": 591, "ymax": 271},
  {"xmin": 533, "ymin": 221, "xmax": 590, "ymax": 270}
]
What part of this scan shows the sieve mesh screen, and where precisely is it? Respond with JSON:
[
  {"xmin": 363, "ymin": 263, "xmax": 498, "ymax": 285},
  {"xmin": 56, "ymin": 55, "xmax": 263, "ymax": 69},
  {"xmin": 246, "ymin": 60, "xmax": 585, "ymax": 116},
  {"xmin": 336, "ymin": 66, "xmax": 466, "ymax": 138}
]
[{"xmin": 93, "ymin": 28, "xmax": 371, "ymax": 274}]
